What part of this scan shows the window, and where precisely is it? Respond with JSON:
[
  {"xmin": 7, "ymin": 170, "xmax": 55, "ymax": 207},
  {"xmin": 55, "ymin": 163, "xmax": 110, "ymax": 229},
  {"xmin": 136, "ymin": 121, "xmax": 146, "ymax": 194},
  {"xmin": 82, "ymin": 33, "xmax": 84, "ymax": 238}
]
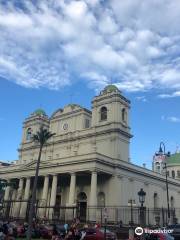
[
  {"xmin": 155, "ymin": 162, "xmax": 160, "ymax": 173},
  {"xmin": 170, "ymin": 196, "xmax": 174, "ymax": 209},
  {"xmin": 154, "ymin": 193, "xmax": 158, "ymax": 209},
  {"xmin": 85, "ymin": 119, "xmax": 90, "ymax": 128},
  {"xmin": 26, "ymin": 128, "xmax": 32, "ymax": 140},
  {"xmin": 167, "ymin": 171, "xmax": 169, "ymax": 176},
  {"xmin": 100, "ymin": 107, "xmax": 107, "ymax": 121},
  {"xmin": 172, "ymin": 170, "xmax": 175, "ymax": 178},
  {"xmin": 122, "ymin": 108, "xmax": 127, "ymax": 122},
  {"xmin": 177, "ymin": 170, "xmax": 180, "ymax": 178},
  {"xmin": 97, "ymin": 192, "xmax": 105, "ymax": 207}
]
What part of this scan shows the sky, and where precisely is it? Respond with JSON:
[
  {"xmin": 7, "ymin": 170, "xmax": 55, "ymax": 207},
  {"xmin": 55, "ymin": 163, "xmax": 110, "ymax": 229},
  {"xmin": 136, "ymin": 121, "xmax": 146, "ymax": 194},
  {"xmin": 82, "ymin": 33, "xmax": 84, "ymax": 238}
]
[{"xmin": 0, "ymin": 0, "xmax": 180, "ymax": 168}]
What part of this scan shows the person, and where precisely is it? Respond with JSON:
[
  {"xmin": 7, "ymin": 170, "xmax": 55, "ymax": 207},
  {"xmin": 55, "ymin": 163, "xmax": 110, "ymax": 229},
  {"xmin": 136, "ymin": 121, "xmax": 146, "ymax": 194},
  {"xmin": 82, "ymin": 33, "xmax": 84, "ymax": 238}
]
[
  {"xmin": 51, "ymin": 225, "xmax": 59, "ymax": 240},
  {"xmin": 0, "ymin": 227, "xmax": 5, "ymax": 240},
  {"xmin": 94, "ymin": 223, "xmax": 100, "ymax": 228},
  {"xmin": 80, "ymin": 229, "xmax": 86, "ymax": 240}
]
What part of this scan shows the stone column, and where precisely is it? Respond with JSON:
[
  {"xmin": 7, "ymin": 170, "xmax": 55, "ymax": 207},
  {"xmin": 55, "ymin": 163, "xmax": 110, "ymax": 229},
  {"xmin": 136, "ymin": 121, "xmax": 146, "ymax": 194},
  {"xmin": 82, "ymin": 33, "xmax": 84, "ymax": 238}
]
[
  {"xmin": 49, "ymin": 175, "xmax": 58, "ymax": 219},
  {"xmin": 66, "ymin": 173, "xmax": 76, "ymax": 220},
  {"xmin": 3, "ymin": 180, "xmax": 11, "ymax": 218},
  {"xmin": 39, "ymin": 175, "xmax": 49, "ymax": 218},
  {"xmin": 14, "ymin": 178, "xmax": 24, "ymax": 218},
  {"xmin": 20, "ymin": 177, "xmax": 31, "ymax": 218},
  {"xmin": 68, "ymin": 173, "xmax": 76, "ymax": 205},
  {"xmin": 89, "ymin": 171, "xmax": 97, "ymax": 221},
  {"xmin": 4, "ymin": 180, "xmax": 10, "ymax": 201}
]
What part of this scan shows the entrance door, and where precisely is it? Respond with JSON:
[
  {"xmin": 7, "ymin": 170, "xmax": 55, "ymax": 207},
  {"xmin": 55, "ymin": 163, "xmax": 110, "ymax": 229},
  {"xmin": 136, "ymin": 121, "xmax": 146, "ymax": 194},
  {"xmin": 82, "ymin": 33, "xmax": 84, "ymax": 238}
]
[{"xmin": 77, "ymin": 192, "xmax": 87, "ymax": 222}]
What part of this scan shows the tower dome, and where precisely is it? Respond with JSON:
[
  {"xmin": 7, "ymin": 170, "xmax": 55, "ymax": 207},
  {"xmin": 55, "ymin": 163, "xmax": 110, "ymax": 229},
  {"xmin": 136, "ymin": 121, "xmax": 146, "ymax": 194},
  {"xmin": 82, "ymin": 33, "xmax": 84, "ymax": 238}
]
[
  {"xmin": 32, "ymin": 108, "xmax": 46, "ymax": 116},
  {"xmin": 101, "ymin": 84, "xmax": 120, "ymax": 95}
]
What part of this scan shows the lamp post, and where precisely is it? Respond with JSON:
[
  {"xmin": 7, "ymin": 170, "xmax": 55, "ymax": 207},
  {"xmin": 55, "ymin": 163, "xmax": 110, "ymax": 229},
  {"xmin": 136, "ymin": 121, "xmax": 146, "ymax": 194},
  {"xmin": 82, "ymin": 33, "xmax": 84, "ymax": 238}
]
[
  {"xmin": 128, "ymin": 199, "xmax": 136, "ymax": 226},
  {"xmin": 159, "ymin": 142, "xmax": 171, "ymax": 225},
  {"xmin": 138, "ymin": 188, "xmax": 146, "ymax": 227},
  {"xmin": 128, "ymin": 200, "xmax": 136, "ymax": 240}
]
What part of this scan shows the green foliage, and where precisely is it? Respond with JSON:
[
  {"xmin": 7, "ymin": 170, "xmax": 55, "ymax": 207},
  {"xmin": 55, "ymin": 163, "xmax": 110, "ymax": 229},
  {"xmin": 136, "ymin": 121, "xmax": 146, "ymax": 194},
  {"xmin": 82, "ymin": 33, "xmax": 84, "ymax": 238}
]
[{"xmin": 32, "ymin": 126, "xmax": 56, "ymax": 146}]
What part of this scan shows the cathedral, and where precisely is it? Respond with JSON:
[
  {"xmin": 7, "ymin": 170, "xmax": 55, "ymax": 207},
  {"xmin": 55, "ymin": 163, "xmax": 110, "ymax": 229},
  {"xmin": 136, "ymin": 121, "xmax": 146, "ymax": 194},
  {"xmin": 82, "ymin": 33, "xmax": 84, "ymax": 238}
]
[{"xmin": 0, "ymin": 85, "xmax": 180, "ymax": 224}]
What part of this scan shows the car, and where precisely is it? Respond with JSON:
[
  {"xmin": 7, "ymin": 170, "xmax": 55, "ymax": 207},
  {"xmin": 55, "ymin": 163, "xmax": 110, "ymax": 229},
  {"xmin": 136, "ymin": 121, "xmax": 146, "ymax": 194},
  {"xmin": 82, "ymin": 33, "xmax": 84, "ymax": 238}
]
[
  {"xmin": 142, "ymin": 233, "xmax": 174, "ymax": 240},
  {"xmin": 77, "ymin": 228, "xmax": 117, "ymax": 240},
  {"xmin": 166, "ymin": 224, "xmax": 180, "ymax": 240}
]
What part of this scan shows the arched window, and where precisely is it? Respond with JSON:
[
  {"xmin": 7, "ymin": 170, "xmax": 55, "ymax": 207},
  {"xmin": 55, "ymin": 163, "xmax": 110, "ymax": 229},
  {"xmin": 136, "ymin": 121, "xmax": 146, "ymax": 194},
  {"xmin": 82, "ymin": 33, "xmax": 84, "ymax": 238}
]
[
  {"xmin": 100, "ymin": 107, "xmax": 107, "ymax": 121},
  {"xmin": 155, "ymin": 162, "xmax": 160, "ymax": 173},
  {"xmin": 122, "ymin": 108, "xmax": 127, "ymax": 122},
  {"xmin": 177, "ymin": 170, "xmax": 180, "ymax": 178},
  {"xmin": 26, "ymin": 128, "xmax": 32, "ymax": 140},
  {"xmin": 97, "ymin": 192, "xmax": 105, "ymax": 207},
  {"xmin": 172, "ymin": 170, "xmax": 175, "ymax": 179},
  {"xmin": 170, "ymin": 196, "xmax": 174, "ymax": 209},
  {"xmin": 154, "ymin": 193, "xmax": 158, "ymax": 209}
]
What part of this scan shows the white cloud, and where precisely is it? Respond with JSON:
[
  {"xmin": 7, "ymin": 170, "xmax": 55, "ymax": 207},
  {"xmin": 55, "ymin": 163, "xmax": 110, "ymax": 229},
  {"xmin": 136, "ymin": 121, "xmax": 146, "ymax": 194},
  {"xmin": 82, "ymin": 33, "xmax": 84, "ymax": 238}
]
[
  {"xmin": 167, "ymin": 117, "xmax": 180, "ymax": 123},
  {"xmin": 158, "ymin": 91, "xmax": 180, "ymax": 98},
  {"xmin": 135, "ymin": 96, "xmax": 147, "ymax": 102},
  {"xmin": 161, "ymin": 115, "xmax": 180, "ymax": 123},
  {"xmin": 0, "ymin": 0, "xmax": 180, "ymax": 92}
]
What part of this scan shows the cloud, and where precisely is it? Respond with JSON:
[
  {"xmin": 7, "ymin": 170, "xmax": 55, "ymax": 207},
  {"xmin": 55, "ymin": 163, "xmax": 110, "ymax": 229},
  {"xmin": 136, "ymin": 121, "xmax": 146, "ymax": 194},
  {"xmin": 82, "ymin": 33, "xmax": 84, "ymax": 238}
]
[
  {"xmin": 167, "ymin": 117, "xmax": 180, "ymax": 123},
  {"xmin": 161, "ymin": 115, "xmax": 180, "ymax": 123},
  {"xmin": 158, "ymin": 91, "xmax": 180, "ymax": 98},
  {"xmin": 0, "ymin": 0, "xmax": 180, "ymax": 92},
  {"xmin": 135, "ymin": 96, "xmax": 147, "ymax": 102}
]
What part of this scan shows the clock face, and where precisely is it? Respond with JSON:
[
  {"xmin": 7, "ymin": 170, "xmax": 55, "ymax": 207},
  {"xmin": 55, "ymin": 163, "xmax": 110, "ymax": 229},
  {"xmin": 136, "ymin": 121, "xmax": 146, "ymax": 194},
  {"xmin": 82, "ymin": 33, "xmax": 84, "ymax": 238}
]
[{"xmin": 63, "ymin": 123, "xmax": 68, "ymax": 130}]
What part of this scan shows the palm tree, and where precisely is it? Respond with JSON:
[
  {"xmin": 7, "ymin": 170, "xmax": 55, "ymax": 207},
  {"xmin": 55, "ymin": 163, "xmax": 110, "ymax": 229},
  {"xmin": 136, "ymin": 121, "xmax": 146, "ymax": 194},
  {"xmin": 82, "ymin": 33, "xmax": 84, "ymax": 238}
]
[{"xmin": 27, "ymin": 126, "xmax": 55, "ymax": 240}]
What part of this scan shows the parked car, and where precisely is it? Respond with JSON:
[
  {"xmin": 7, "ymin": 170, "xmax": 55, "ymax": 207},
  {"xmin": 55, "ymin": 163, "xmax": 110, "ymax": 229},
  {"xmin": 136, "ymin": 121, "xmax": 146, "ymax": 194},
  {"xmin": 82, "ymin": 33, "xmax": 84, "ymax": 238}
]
[
  {"xmin": 73, "ymin": 228, "xmax": 117, "ymax": 240},
  {"xmin": 166, "ymin": 224, "xmax": 180, "ymax": 240},
  {"xmin": 141, "ymin": 233, "xmax": 174, "ymax": 240}
]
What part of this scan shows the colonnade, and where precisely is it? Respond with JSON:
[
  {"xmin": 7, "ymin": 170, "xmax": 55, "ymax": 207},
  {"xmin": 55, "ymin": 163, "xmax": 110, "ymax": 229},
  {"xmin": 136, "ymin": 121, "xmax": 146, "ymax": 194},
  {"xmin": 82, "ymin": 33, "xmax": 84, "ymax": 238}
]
[{"xmin": 3, "ymin": 171, "xmax": 98, "ymax": 220}]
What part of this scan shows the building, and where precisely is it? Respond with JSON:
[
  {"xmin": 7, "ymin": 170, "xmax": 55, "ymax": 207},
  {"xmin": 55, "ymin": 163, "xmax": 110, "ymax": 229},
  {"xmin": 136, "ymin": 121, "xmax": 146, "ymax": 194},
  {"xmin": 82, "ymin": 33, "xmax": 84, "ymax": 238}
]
[
  {"xmin": 166, "ymin": 152, "xmax": 180, "ymax": 180},
  {"xmin": 0, "ymin": 85, "xmax": 180, "ymax": 224},
  {"xmin": 153, "ymin": 146, "xmax": 180, "ymax": 180}
]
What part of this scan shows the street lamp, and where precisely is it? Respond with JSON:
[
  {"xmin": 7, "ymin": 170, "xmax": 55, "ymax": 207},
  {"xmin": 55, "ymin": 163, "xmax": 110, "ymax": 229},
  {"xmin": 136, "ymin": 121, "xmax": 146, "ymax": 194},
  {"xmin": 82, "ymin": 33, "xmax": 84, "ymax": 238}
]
[
  {"xmin": 138, "ymin": 188, "xmax": 146, "ymax": 207},
  {"xmin": 138, "ymin": 188, "xmax": 146, "ymax": 227},
  {"xmin": 159, "ymin": 142, "xmax": 171, "ymax": 224}
]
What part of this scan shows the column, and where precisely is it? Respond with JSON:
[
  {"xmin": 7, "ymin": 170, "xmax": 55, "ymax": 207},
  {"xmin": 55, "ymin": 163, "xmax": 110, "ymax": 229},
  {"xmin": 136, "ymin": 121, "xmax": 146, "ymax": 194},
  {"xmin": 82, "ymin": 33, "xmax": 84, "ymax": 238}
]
[
  {"xmin": 66, "ymin": 173, "xmax": 76, "ymax": 220},
  {"xmin": 68, "ymin": 173, "xmax": 76, "ymax": 205},
  {"xmin": 20, "ymin": 177, "xmax": 31, "ymax": 218},
  {"xmin": 3, "ymin": 180, "xmax": 11, "ymax": 218},
  {"xmin": 14, "ymin": 178, "xmax": 24, "ymax": 218},
  {"xmin": 49, "ymin": 174, "xmax": 57, "ymax": 219},
  {"xmin": 89, "ymin": 171, "xmax": 97, "ymax": 221},
  {"xmin": 4, "ymin": 180, "xmax": 10, "ymax": 201},
  {"xmin": 39, "ymin": 175, "xmax": 49, "ymax": 218}
]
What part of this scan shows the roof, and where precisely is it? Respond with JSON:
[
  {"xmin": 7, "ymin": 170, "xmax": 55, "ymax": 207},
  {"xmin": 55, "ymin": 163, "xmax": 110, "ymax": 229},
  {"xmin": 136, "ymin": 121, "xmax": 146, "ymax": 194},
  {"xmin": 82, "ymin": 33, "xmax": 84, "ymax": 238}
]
[
  {"xmin": 101, "ymin": 84, "xmax": 120, "ymax": 95},
  {"xmin": 33, "ymin": 109, "xmax": 46, "ymax": 116},
  {"xmin": 167, "ymin": 153, "xmax": 180, "ymax": 165}
]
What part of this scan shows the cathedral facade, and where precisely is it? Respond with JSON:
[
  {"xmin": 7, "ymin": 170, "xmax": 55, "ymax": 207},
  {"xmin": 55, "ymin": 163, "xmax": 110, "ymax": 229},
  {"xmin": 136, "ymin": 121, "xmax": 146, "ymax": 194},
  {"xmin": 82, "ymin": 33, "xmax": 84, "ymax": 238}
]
[{"xmin": 0, "ymin": 85, "xmax": 180, "ymax": 224}]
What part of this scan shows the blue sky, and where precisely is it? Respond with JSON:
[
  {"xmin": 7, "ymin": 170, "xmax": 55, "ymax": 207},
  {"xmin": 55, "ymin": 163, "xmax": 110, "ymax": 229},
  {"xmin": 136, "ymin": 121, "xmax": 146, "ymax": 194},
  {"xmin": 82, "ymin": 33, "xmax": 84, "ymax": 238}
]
[{"xmin": 0, "ymin": 0, "xmax": 180, "ymax": 168}]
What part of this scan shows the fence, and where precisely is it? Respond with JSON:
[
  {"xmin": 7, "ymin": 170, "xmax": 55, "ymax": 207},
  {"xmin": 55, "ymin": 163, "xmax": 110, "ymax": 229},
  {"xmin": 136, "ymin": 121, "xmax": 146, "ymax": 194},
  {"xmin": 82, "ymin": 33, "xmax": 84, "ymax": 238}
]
[{"xmin": 0, "ymin": 200, "xmax": 179, "ymax": 227}]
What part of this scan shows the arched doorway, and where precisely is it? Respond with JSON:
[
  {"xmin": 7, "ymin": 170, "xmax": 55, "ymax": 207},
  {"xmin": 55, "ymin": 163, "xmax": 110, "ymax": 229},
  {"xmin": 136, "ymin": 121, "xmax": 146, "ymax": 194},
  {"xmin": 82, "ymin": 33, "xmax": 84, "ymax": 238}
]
[{"xmin": 77, "ymin": 192, "xmax": 87, "ymax": 221}]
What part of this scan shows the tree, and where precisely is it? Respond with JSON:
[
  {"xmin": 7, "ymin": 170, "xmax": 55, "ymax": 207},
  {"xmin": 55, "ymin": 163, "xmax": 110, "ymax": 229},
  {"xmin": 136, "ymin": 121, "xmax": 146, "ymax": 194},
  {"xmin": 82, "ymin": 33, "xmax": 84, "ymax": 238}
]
[{"xmin": 27, "ymin": 126, "xmax": 55, "ymax": 240}]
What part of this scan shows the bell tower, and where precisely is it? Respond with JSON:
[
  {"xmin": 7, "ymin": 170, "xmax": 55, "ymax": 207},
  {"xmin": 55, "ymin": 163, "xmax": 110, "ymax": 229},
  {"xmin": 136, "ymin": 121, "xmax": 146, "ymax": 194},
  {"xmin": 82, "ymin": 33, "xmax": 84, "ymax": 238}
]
[
  {"xmin": 18, "ymin": 109, "xmax": 49, "ymax": 163},
  {"xmin": 91, "ymin": 85, "xmax": 132, "ymax": 162},
  {"xmin": 21, "ymin": 109, "xmax": 49, "ymax": 144}
]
